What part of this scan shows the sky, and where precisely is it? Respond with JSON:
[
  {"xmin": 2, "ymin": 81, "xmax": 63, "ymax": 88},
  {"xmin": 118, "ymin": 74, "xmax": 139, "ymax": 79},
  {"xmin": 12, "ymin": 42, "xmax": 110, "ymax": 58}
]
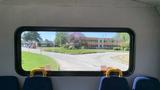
[{"xmin": 38, "ymin": 32, "xmax": 117, "ymax": 41}]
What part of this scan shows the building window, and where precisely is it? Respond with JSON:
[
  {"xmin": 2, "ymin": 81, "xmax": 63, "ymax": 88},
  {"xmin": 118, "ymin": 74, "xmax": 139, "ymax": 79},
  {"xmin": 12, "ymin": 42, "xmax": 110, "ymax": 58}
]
[{"xmin": 15, "ymin": 27, "xmax": 135, "ymax": 76}]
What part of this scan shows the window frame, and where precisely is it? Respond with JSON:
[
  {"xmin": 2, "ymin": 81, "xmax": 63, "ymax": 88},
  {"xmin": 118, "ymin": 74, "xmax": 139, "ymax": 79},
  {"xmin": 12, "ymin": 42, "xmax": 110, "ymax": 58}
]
[{"xmin": 15, "ymin": 26, "xmax": 135, "ymax": 76}]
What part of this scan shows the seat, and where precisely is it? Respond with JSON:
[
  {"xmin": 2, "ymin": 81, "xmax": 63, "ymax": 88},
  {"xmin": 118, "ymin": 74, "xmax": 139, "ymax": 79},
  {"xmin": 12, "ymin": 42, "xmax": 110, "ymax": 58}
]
[
  {"xmin": 133, "ymin": 76, "xmax": 160, "ymax": 90},
  {"xmin": 99, "ymin": 67, "xmax": 130, "ymax": 90},
  {"xmin": 0, "ymin": 76, "xmax": 19, "ymax": 90},
  {"xmin": 23, "ymin": 69, "xmax": 53, "ymax": 90},
  {"xmin": 23, "ymin": 77, "xmax": 53, "ymax": 90},
  {"xmin": 99, "ymin": 76, "xmax": 130, "ymax": 90}
]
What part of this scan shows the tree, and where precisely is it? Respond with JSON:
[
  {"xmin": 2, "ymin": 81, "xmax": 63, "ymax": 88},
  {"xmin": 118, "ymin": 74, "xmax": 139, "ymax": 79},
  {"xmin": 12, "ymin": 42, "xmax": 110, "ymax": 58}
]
[
  {"xmin": 114, "ymin": 33, "xmax": 130, "ymax": 50},
  {"xmin": 44, "ymin": 39, "xmax": 50, "ymax": 42},
  {"xmin": 22, "ymin": 31, "xmax": 42, "ymax": 42},
  {"xmin": 68, "ymin": 32, "xmax": 86, "ymax": 49},
  {"xmin": 54, "ymin": 32, "xmax": 68, "ymax": 47}
]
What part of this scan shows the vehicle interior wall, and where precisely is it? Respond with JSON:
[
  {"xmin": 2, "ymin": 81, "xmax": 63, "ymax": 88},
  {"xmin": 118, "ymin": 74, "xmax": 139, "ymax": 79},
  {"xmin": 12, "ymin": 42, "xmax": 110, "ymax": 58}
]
[{"xmin": 0, "ymin": 0, "xmax": 159, "ymax": 90}]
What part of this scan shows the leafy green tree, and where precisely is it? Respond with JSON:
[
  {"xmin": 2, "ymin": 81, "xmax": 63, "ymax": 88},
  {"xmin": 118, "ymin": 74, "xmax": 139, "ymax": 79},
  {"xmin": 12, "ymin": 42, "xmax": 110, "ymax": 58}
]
[
  {"xmin": 44, "ymin": 39, "xmax": 50, "ymax": 42},
  {"xmin": 22, "ymin": 31, "xmax": 42, "ymax": 42},
  {"xmin": 114, "ymin": 33, "xmax": 130, "ymax": 50},
  {"xmin": 54, "ymin": 32, "xmax": 68, "ymax": 47}
]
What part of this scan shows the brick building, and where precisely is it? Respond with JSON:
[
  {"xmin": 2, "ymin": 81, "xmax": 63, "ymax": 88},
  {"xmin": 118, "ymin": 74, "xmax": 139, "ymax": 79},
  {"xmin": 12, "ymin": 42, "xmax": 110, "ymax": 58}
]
[{"xmin": 79, "ymin": 37, "xmax": 121, "ymax": 49}]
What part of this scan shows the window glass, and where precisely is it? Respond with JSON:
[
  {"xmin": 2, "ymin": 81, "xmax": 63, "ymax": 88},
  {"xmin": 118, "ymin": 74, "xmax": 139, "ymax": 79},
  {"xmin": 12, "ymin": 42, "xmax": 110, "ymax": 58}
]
[{"xmin": 15, "ymin": 27, "xmax": 135, "ymax": 76}]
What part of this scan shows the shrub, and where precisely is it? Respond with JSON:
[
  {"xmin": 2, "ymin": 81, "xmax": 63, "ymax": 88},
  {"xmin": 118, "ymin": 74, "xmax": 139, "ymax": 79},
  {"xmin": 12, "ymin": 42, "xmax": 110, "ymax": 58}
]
[
  {"xmin": 124, "ymin": 47, "xmax": 129, "ymax": 51},
  {"xmin": 113, "ymin": 47, "xmax": 121, "ymax": 50},
  {"xmin": 68, "ymin": 46, "xmax": 75, "ymax": 50},
  {"xmin": 63, "ymin": 44, "xmax": 69, "ymax": 49},
  {"xmin": 81, "ymin": 46, "xmax": 85, "ymax": 49}
]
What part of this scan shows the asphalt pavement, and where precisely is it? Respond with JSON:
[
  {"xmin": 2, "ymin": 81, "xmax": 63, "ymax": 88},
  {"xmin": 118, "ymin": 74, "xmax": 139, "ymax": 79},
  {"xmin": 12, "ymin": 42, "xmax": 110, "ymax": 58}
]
[{"xmin": 22, "ymin": 48, "xmax": 129, "ymax": 71}]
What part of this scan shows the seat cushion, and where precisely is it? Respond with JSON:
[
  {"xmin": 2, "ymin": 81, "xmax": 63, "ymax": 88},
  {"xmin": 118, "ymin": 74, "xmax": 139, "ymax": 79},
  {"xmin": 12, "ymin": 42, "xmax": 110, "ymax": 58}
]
[
  {"xmin": 0, "ymin": 76, "xmax": 19, "ymax": 90},
  {"xmin": 133, "ymin": 76, "xmax": 160, "ymax": 90},
  {"xmin": 23, "ymin": 77, "xmax": 53, "ymax": 90},
  {"xmin": 99, "ymin": 77, "xmax": 130, "ymax": 90}
]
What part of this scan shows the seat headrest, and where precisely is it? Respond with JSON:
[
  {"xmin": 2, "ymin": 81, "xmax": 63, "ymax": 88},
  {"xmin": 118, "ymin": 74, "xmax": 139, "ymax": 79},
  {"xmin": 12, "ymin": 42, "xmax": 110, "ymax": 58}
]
[
  {"xmin": 99, "ymin": 77, "xmax": 129, "ymax": 90},
  {"xmin": 23, "ymin": 77, "xmax": 53, "ymax": 90},
  {"xmin": 133, "ymin": 76, "xmax": 160, "ymax": 90},
  {"xmin": 0, "ymin": 76, "xmax": 19, "ymax": 90}
]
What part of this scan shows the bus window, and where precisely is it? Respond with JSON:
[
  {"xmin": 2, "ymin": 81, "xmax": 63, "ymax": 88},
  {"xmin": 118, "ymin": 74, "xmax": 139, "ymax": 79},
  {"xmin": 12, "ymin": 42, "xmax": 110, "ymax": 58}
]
[{"xmin": 15, "ymin": 27, "xmax": 135, "ymax": 76}]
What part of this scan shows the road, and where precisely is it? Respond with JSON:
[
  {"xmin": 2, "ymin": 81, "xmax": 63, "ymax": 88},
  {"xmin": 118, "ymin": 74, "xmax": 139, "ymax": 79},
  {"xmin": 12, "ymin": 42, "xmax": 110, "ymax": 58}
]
[{"xmin": 22, "ymin": 48, "xmax": 129, "ymax": 71}]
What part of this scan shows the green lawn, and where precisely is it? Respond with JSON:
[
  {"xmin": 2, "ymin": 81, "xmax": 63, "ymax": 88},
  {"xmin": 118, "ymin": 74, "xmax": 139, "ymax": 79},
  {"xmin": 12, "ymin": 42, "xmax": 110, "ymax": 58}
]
[
  {"xmin": 42, "ymin": 47, "xmax": 114, "ymax": 54},
  {"xmin": 22, "ymin": 51, "xmax": 59, "ymax": 71}
]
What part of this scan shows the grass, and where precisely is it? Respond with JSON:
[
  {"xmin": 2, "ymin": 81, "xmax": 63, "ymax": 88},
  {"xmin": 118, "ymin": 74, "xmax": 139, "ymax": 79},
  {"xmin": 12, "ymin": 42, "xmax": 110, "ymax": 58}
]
[
  {"xmin": 42, "ymin": 47, "xmax": 114, "ymax": 54},
  {"xmin": 22, "ymin": 51, "xmax": 59, "ymax": 71}
]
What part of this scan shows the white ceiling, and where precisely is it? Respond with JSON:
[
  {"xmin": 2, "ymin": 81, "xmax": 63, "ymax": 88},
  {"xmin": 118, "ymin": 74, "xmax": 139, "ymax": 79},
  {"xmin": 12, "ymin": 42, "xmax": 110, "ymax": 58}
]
[
  {"xmin": 0, "ymin": 0, "xmax": 159, "ymax": 14},
  {"xmin": 0, "ymin": 0, "xmax": 159, "ymax": 7},
  {"xmin": 157, "ymin": 7, "xmax": 160, "ymax": 14},
  {"xmin": 0, "ymin": 0, "xmax": 152, "ymax": 7},
  {"xmin": 137, "ymin": 0, "xmax": 160, "ymax": 14},
  {"xmin": 138, "ymin": 0, "xmax": 160, "ymax": 6}
]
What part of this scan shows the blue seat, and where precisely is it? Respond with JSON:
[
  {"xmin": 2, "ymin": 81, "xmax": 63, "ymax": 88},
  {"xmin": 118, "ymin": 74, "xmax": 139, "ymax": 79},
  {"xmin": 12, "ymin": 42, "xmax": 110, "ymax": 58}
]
[
  {"xmin": 23, "ymin": 77, "xmax": 53, "ymax": 90},
  {"xmin": 0, "ymin": 76, "xmax": 19, "ymax": 90},
  {"xmin": 133, "ymin": 76, "xmax": 160, "ymax": 90},
  {"xmin": 99, "ymin": 76, "xmax": 130, "ymax": 90}
]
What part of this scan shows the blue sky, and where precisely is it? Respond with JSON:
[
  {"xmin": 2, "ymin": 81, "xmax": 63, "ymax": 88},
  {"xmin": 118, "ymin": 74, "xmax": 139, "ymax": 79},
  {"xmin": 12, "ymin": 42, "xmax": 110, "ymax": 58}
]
[
  {"xmin": 38, "ymin": 32, "xmax": 56, "ymax": 41},
  {"xmin": 38, "ymin": 32, "xmax": 117, "ymax": 41}
]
